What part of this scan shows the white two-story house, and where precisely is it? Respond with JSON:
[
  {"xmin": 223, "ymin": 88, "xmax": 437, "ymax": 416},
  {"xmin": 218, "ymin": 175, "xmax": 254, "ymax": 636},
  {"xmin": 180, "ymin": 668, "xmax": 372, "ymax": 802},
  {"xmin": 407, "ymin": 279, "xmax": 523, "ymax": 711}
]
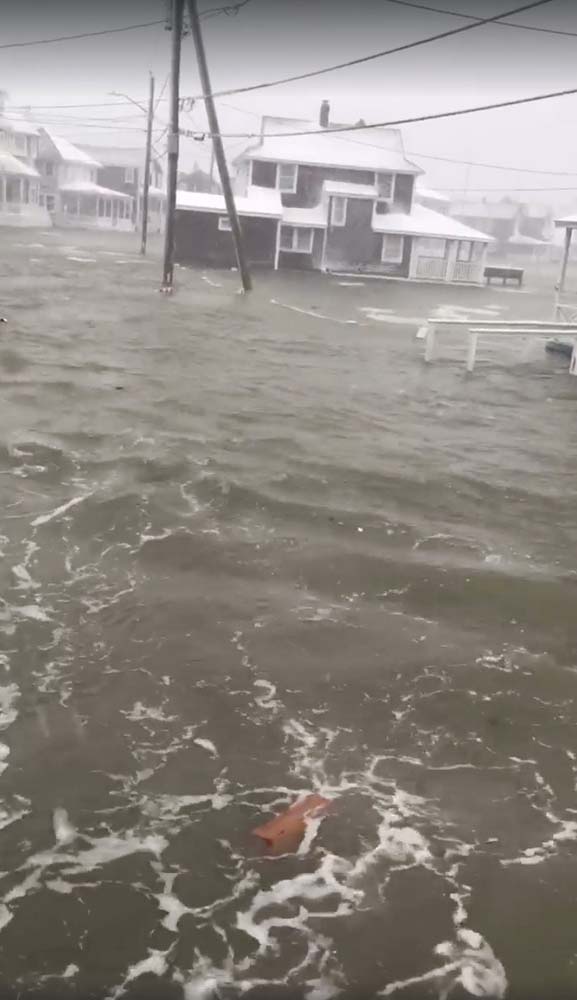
[
  {"xmin": 0, "ymin": 107, "xmax": 50, "ymax": 228},
  {"xmin": 37, "ymin": 130, "xmax": 133, "ymax": 231}
]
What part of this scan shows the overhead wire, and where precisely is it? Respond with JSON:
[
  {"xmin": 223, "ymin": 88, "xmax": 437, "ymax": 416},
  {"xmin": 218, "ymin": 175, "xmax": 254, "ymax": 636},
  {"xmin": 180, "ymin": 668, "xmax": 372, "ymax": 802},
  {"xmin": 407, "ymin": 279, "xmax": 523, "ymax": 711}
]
[
  {"xmin": 209, "ymin": 84, "xmax": 577, "ymax": 139},
  {"xmin": 383, "ymin": 0, "xmax": 577, "ymax": 38},
  {"xmin": 185, "ymin": 0, "xmax": 554, "ymax": 101}
]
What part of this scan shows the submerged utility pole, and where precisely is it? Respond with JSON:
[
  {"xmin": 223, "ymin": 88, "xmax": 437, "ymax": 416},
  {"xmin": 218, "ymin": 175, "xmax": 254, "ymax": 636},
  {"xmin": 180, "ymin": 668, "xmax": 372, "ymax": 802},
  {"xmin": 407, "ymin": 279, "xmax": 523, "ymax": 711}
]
[
  {"xmin": 161, "ymin": 0, "xmax": 184, "ymax": 292},
  {"xmin": 186, "ymin": 0, "xmax": 252, "ymax": 292},
  {"xmin": 141, "ymin": 72, "xmax": 155, "ymax": 256}
]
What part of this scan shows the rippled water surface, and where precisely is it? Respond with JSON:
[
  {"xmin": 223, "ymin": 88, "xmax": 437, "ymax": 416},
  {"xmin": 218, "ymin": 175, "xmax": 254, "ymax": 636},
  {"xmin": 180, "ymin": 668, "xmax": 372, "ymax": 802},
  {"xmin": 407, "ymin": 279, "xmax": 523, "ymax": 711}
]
[{"xmin": 1, "ymin": 232, "xmax": 577, "ymax": 1000}]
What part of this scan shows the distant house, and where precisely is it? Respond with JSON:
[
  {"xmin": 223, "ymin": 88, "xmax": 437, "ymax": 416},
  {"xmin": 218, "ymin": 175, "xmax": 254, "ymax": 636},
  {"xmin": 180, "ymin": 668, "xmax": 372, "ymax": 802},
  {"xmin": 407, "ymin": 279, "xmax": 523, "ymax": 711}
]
[
  {"xmin": 79, "ymin": 145, "xmax": 165, "ymax": 233},
  {"xmin": 175, "ymin": 102, "xmax": 492, "ymax": 282},
  {"xmin": 0, "ymin": 109, "xmax": 50, "ymax": 228},
  {"xmin": 37, "ymin": 130, "xmax": 133, "ymax": 230},
  {"xmin": 178, "ymin": 163, "xmax": 220, "ymax": 194},
  {"xmin": 451, "ymin": 198, "xmax": 553, "ymax": 255}
]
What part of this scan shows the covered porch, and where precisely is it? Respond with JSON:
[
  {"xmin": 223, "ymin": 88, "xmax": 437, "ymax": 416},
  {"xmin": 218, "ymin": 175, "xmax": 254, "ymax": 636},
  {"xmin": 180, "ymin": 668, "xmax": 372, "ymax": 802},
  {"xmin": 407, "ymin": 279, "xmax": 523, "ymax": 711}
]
[
  {"xmin": 553, "ymin": 215, "xmax": 577, "ymax": 321},
  {"xmin": 57, "ymin": 182, "xmax": 134, "ymax": 231},
  {"xmin": 0, "ymin": 152, "xmax": 51, "ymax": 228}
]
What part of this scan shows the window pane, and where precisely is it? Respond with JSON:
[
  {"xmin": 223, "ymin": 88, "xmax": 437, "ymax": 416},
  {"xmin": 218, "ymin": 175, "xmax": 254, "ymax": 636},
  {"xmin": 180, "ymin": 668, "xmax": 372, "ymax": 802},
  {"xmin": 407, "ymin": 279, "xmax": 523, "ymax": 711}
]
[
  {"xmin": 382, "ymin": 234, "xmax": 403, "ymax": 262},
  {"xmin": 458, "ymin": 241, "xmax": 472, "ymax": 262},
  {"xmin": 377, "ymin": 173, "xmax": 393, "ymax": 198},
  {"xmin": 331, "ymin": 197, "xmax": 347, "ymax": 226},
  {"xmin": 420, "ymin": 238, "xmax": 446, "ymax": 258},
  {"xmin": 278, "ymin": 163, "xmax": 297, "ymax": 191},
  {"xmin": 280, "ymin": 225, "xmax": 294, "ymax": 250},
  {"xmin": 295, "ymin": 228, "xmax": 312, "ymax": 252}
]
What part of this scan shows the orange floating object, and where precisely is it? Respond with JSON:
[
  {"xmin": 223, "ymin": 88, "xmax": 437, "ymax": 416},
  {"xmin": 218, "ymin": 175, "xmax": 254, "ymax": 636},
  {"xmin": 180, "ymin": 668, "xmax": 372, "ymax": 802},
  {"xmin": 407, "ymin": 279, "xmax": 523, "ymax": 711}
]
[{"xmin": 252, "ymin": 793, "xmax": 332, "ymax": 851}]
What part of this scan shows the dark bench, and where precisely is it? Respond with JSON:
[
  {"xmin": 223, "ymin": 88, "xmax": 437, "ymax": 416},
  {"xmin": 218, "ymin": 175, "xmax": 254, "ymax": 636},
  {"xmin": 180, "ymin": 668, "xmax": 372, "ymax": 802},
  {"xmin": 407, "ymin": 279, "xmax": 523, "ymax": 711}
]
[{"xmin": 484, "ymin": 265, "xmax": 524, "ymax": 288}]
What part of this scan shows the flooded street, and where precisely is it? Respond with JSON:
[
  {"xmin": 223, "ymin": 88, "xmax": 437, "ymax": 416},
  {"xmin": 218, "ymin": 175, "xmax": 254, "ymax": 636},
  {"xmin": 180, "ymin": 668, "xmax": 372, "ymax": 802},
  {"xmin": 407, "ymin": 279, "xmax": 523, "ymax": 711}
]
[{"xmin": 1, "ymin": 231, "xmax": 577, "ymax": 1000}]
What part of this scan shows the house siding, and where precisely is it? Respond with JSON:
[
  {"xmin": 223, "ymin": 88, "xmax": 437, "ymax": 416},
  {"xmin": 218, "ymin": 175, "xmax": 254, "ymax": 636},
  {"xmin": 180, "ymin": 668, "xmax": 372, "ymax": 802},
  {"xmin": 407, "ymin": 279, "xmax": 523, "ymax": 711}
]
[
  {"xmin": 393, "ymin": 174, "xmax": 414, "ymax": 213},
  {"xmin": 281, "ymin": 165, "xmax": 375, "ymax": 208},
  {"xmin": 174, "ymin": 210, "xmax": 277, "ymax": 268},
  {"xmin": 278, "ymin": 228, "xmax": 324, "ymax": 271},
  {"xmin": 324, "ymin": 198, "xmax": 375, "ymax": 269}
]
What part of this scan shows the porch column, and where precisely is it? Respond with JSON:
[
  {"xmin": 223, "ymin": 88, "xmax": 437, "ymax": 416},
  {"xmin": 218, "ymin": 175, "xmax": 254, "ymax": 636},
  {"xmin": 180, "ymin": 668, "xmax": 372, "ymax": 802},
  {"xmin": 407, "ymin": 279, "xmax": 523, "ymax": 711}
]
[
  {"xmin": 446, "ymin": 239, "xmax": 459, "ymax": 281},
  {"xmin": 554, "ymin": 225, "xmax": 573, "ymax": 319},
  {"xmin": 408, "ymin": 236, "xmax": 420, "ymax": 279}
]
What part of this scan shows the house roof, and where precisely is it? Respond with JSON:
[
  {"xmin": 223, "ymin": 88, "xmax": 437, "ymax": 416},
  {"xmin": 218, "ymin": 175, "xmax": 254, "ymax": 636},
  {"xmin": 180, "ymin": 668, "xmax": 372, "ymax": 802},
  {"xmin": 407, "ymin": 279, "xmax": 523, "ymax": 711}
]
[
  {"xmin": 39, "ymin": 129, "xmax": 101, "ymax": 166},
  {"xmin": 324, "ymin": 180, "xmax": 377, "ymax": 199},
  {"xmin": 79, "ymin": 145, "xmax": 158, "ymax": 170},
  {"xmin": 555, "ymin": 213, "xmax": 577, "ymax": 230},
  {"xmin": 237, "ymin": 116, "xmax": 422, "ymax": 176},
  {"xmin": 372, "ymin": 204, "xmax": 494, "ymax": 242},
  {"xmin": 0, "ymin": 114, "xmax": 39, "ymax": 136},
  {"xmin": 59, "ymin": 181, "xmax": 132, "ymax": 199},
  {"xmin": 282, "ymin": 203, "xmax": 328, "ymax": 228},
  {"xmin": 451, "ymin": 200, "xmax": 519, "ymax": 220},
  {"xmin": 416, "ymin": 185, "xmax": 451, "ymax": 204},
  {"xmin": 176, "ymin": 186, "xmax": 282, "ymax": 218},
  {"xmin": 508, "ymin": 232, "xmax": 550, "ymax": 246},
  {"xmin": 0, "ymin": 152, "xmax": 39, "ymax": 177}
]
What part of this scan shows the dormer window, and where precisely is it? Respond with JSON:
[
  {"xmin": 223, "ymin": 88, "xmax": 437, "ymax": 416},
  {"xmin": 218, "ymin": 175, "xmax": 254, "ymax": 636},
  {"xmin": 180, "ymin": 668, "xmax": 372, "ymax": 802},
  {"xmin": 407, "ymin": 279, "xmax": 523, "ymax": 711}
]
[{"xmin": 277, "ymin": 162, "xmax": 298, "ymax": 193}]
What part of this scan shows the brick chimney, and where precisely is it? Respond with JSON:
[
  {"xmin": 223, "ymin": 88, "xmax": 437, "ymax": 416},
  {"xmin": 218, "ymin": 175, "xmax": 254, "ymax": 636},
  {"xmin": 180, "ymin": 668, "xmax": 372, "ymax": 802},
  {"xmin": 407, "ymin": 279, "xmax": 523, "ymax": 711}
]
[{"xmin": 319, "ymin": 100, "xmax": 330, "ymax": 128}]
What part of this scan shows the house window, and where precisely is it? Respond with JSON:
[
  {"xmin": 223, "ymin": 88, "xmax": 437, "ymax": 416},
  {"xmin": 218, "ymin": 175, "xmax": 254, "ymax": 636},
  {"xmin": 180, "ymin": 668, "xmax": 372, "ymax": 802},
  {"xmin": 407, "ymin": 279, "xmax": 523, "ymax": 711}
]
[
  {"xmin": 381, "ymin": 234, "xmax": 404, "ymax": 263},
  {"xmin": 471, "ymin": 242, "xmax": 484, "ymax": 261},
  {"xmin": 218, "ymin": 216, "xmax": 232, "ymax": 231},
  {"xmin": 376, "ymin": 172, "xmax": 394, "ymax": 200},
  {"xmin": 6, "ymin": 179, "xmax": 21, "ymax": 203},
  {"xmin": 419, "ymin": 237, "xmax": 446, "ymax": 258},
  {"xmin": 13, "ymin": 134, "xmax": 26, "ymax": 153},
  {"xmin": 331, "ymin": 196, "xmax": 347, "ymax": 227},
  {"xmin": 457, "ymin": 241, "xmax": 473, "ymax": 262},
  {"xmin": 277, "ymin": 163, "xmax": 298, "ymax": 193},
  {"xmin": 46, "ymin": 194, "xmax": 55, "ymax": 212},
  {"xmin": 279, "ymin": 225, "xmax": 314, "ymax": 253},
  {"xmin": 125, "ymin": 167, "xmax": 136, "ymax": 184},
  {"xmin": 44, "ymin": 161, "xmax": 54, "ymax": 177}
]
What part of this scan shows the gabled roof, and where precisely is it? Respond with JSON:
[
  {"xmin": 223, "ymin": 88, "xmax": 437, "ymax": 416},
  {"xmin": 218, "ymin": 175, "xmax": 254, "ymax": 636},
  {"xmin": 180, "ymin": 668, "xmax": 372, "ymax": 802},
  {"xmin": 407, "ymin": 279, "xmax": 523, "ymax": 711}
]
[
  {"xmin": 416, "ymin": 185, "xmax": 451, "ymax": 204},
  {"xmin": 237, "ymin": 115, "xmax": 422, "ymax": 176},
  {"xmin": 0, "ymin": 114, "xmax": 39, "ymax": 136},
  {"xmin": 176, "ymin": 185, "xmax": 282, "ymax": 218},
  {"xmin": 39, "ymin": 129, "xmax": 100, "ymax": 166},
  {"xmin": 373, "ymin": 204, "xmax": 494, "ymax": 242},
  {"xmin": 59, "ymin": 181, "xmax": 132, "ymax": 198},
  {"xmin": 79, "ymin": 145, "xmax": 154, "ymax": 170},
  {"xmin": 0, "ymin": 152, "xmax": 39, "ymax": 177}
]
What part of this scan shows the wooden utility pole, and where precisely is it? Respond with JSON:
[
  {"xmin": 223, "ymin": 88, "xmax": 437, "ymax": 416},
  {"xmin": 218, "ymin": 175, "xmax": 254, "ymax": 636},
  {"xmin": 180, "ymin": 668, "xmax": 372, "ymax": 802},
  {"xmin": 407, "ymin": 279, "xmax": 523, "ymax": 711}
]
[
  {"xmin": 161, "ymin": 0, "xmax": 184, "ymax": 292},
  {"xmin": 186, "ymin": 0, "xmax": 252, "ymax": 292},
  {"xmin": 141, "ymin": 72, "xmax": 155, "ymax": 256}
]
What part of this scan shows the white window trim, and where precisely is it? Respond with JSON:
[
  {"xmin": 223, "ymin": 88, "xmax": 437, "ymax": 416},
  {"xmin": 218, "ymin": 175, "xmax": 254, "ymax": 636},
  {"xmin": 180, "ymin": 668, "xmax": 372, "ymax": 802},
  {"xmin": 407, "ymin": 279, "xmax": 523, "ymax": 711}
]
[
  {"xmin": 280, "ymin": 225, "xmax": 314, "ymax": 254},
  {"xmin": 218, "ymin": 215, "xmax": 232, "ymax": 231},
  {"xmin": 381, "ymin": 234, "xmax": 405, "ymax": 264},
  {"xmin": 276, "ymin": 162, "xmax": 298, "ymax": 194},
  {"xmin": 330, "ymin": 196, "xmax": 347, "ymax": 227},
  {"xmin": 375, "ymin": 171, "xmax": 395, "ymax": 203}
]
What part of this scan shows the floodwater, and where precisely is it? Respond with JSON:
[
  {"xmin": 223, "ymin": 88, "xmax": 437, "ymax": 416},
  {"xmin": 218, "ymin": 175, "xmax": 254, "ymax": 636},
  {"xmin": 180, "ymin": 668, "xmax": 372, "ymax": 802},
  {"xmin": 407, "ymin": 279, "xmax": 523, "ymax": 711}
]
[{"xmin": 1, "ymin": 233, "xmax": 577, "ymax": 1000}]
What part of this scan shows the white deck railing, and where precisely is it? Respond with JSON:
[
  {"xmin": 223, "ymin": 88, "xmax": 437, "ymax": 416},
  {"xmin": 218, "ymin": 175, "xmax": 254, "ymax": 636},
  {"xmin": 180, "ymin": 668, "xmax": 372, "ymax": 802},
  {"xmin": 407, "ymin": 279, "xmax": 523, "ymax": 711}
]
[{"xmin": 417, "ymin": 318, "xmax": 577, "ymax": 373}]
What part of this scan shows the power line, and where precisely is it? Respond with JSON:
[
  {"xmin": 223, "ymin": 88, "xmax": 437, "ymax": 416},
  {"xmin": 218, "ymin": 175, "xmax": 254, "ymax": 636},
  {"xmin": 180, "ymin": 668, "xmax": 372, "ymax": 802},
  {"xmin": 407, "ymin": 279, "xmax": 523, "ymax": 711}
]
[
  {"xmin": 187, "ymin": 0, "xmax": 554, "ymax": 100},
  {"xmin": 387, "ymin": 146, "xmax": 577, "ymax": 176},
  {"xmin": 443, "ymin": 185, "xmax": 577, "ymax": 193},
  {"xmin": 211, "ymin": 84, "xmax": 577, "ymax": 139},
  {"xmin": 0, "ymin": 1, "xmax": 250, "ymax": 51},
  {"xmin": 0, "ymin": 20, "xmax": 165, "ymax": 50},
  {"xmin": 383, "ymin": 0, "xmax": 577, "ymax": 39}
]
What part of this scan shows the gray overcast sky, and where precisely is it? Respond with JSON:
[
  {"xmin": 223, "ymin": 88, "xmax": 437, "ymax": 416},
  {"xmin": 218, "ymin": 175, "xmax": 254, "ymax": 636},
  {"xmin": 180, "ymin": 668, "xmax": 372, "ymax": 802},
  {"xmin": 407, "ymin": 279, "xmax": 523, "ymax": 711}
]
[{"xmin": 3, "ymin": 0, "xmax": 577, "ymax": 204}]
